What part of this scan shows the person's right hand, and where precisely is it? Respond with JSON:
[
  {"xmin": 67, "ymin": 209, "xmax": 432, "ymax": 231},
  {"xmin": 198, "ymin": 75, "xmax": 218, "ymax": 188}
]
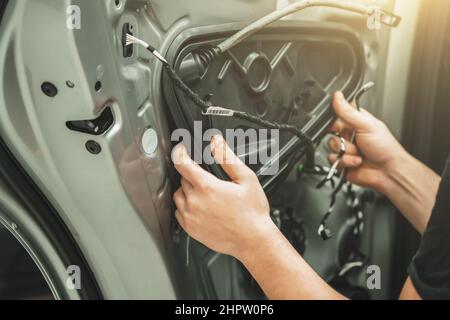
[{"xmin": 328, "ymin": 92, "xmax": 409, "ymax": 193}]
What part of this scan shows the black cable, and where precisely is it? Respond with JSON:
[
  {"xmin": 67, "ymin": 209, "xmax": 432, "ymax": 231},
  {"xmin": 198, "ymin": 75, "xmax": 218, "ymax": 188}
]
[
  {"xmin": 155, "ymin": 42, "xmax": 371, "ymax": 241},
  {"xmin": 316, "ymin": 83, "xmax": 375, "ymax": 239},
  {"xmin": 330, "ymin": 82, "xmax": 375, "ymax": 197},
  {"xmin": 316, "ymin": 134, "xmax": 346, "ymax": 240},
  {"xmin": 126, "ymin": 33, "xmax": 318, "ymax": 170},
  {"xmin": 232, "ymin": 111, "xmax": 315, "ymax": 169},
  {"xmin": 162, "ymin": 62, "xmax": 316, "ymax": 170},
  {"xmin": 164, "ymin": 65, "xmax": 211, "ymax": 113}
]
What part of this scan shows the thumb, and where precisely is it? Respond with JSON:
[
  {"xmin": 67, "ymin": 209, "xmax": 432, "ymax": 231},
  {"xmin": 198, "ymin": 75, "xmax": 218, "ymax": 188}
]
[
  {"xmin": 211, "ymin": 135, "xmax": 256, "ymax": 182},
  {"xmin": 333, "ymin": 92, "xmax": 371, "ymax": 131}
]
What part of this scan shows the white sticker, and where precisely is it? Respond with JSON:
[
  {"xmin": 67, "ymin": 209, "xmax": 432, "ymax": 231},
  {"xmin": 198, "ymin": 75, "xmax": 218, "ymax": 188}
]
[{"xmin": 202, "ymin": 107, "xmax": 234, "ymax": 117}]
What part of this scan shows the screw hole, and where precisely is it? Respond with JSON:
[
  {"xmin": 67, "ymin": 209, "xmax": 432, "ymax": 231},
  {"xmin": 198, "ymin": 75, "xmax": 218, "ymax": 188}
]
[
  {"xmin": 115, "ymin": 0, "xmax": 121, "ymax": 8},
  {"xmin": 86, "ymin": 141, "xmax": 102, "ymax": 155},
  {"xmin": 41, "ymin": 82, "xmax": 58, "ymax": 97},
  {"xmin": 66, "ymin": 80, "xmax": 75, "ymax": 88},
  {"xmin": 95, "ymin": 81, "xmax": 102, "ymax": 92}
]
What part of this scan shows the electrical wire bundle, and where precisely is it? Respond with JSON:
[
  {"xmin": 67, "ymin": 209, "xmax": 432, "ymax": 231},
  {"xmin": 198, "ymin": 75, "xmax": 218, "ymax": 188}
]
[
  {"xmin": 125, "ymin": 0, "xmax": 400, "ymax": 244},
  {"xmin": 126, "ymin": 38, "xmax": 378, "ymax": 241},
  {"xmin": 126, "ymin": 34, "xmax": 317, "ymax": 170},
  {"xmin": 125, "ymin": 0, "xmax": 400, "ymax": 172},
  {"xmin": 314, "ymin": 82, "xmax": 375, "ymax": 240}
]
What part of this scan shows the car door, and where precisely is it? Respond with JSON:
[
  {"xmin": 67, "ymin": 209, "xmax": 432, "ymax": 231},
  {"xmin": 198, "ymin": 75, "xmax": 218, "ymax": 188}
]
[{"xmin": 0, "ymin": 0, "xmax": 415, "ymax": 300}]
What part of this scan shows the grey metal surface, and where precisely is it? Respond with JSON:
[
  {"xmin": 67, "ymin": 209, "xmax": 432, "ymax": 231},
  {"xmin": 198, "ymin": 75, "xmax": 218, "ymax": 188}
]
[
  {"xmin": 0, "ymin": 0, "xmax": 278, "ymax": 299},
  {"xmin": 0, "ymin": 0, "xmax": 167, "ymax": 299}
]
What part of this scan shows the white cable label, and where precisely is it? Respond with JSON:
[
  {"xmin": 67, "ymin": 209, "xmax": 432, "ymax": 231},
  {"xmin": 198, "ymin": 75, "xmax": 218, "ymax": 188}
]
[{"xmin": 202, "ymin": 107, "xmax": 235, "ymax": 117}]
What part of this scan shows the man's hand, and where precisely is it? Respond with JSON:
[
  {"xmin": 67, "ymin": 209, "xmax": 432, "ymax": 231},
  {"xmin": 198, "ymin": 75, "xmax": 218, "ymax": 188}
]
[
  {"xmin": 330, "ymin": 92, "xmax": 440, "ymax": 233},
  {"xmin": 170, "ymin": 93, "xmax": 439, "ymax": 298},
  {"xmin": 328, "ymin": 92, "xmax": 408, "ymax": 192},
  {"xmin": 172, "ymin": 135, "xmax": 274, "ymax": 260},
  {"xmin": 172, "ymin": 135, "xmax": 344, "ymax": 300}
]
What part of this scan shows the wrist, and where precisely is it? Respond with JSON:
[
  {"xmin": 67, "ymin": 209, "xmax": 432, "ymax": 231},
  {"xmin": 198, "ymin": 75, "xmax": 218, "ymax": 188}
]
[
  {"xmin": 377, "ymin": 148, "xmax": 413, "ymax": 195},
  {"xmin": 234, "ymin": 218, "xmax": 282, "ymax": 265},
  {"xmin": 377, "ymin": 148, "xmax": 441, "ymax": 233}
]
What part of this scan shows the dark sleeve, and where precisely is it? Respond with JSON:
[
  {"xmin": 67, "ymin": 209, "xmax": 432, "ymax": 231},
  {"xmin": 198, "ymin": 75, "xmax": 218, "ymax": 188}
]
[{"xmin": 408, "ymin": 159, "xmax": 450, "ymax": 300}]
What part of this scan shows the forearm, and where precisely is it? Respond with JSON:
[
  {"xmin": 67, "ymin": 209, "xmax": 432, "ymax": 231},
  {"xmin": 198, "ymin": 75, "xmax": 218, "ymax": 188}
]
[
  {"xmin": 237, "ymin": 223, "xmax": 346, "ymax": 300},
  {"xmin": 380, "ymin": 151, "xmax": 440, "ymax": 234}
]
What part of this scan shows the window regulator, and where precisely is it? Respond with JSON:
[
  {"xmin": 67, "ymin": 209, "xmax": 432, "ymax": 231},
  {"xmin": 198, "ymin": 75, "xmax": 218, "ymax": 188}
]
[
  {"xmin": 124, "ymin": 1, "xmax": 400, "ymax": 263},
  {"xmin": 125, "ymin": 0, "xmax": 400, "ymax": 173}
]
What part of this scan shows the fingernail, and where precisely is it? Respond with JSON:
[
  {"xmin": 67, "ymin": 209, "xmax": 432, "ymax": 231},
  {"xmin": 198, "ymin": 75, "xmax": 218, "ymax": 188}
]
[
  {"xmin": 212, "ymin": 135, "xmax": 224, "ymax": 149},
  {"xmin": 172, "ymin": 144, "xmax": 186, "ymax": 164},
  {"xmin": 336, "ymin": 92, "xmax": 347, "ymax": 105}
]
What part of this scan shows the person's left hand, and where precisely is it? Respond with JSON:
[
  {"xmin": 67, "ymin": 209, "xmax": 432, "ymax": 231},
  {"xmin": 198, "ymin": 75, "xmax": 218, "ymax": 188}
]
[{"xmin": 172, "ymin": 135, "xmax": 275, "ymax": 261}]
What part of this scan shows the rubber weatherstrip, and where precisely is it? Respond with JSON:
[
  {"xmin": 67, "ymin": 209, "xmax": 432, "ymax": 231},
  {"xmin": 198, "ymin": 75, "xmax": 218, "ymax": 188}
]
[
  {"xmin": 0, "ymin": 0, "xmax": 101, "ymax": 300},
  {"xmin": 0, "ymin": 137, "xmax": 103, "ymax": 299}
]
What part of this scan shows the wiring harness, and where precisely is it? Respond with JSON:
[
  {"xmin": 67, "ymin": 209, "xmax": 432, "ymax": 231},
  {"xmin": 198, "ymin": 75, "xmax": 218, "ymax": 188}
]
[
  {"xmin": 125, "ymin": 0, "xmax": 400, "ymax": 172},
  {"xmin": 127, "ymin": 34, "xmax": 378, "ymax": 240},
  {"xmin": 125, "ymin": 0, "xmax": 400, "ymax": 243},
  {"xmin": 146, "ymin": 40, "xmax": 317, "ymax": 170},
  {"xmin": 314, "ymin": 82, "xmax": 375, "ymax": 240},
  {"xmin": 192, "ymin": 0, "xmax": 401, "ymax": 71}
]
